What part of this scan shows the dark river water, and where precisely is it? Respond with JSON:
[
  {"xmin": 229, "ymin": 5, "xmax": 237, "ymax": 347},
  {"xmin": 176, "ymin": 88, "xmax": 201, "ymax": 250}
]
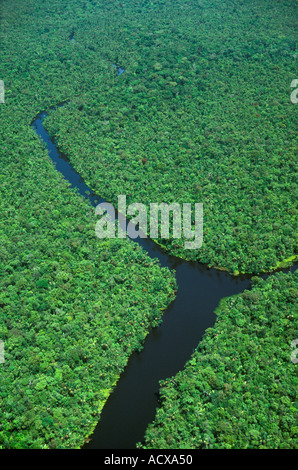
[{"xmin": 31, "ymin": 105, "xmax": 296, "ymax": 449}]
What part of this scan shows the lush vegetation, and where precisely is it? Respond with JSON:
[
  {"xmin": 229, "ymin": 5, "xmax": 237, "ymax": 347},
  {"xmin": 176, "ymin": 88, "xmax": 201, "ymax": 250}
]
[
  {"xmin": 0, "ymin": 0, "xmax": 176, "ymax": 448},
  {"xmin": 44, "ymin": 0, "xmax": 297, "ymax": 274},
  {"xmin": 2, "ymin": 1, "xmax": 297, "ymax": 276},
  {"xmin": 0, "ymin": 119, "xmax": 176, "ymax": 448},
  {"xmin": 0, "ymin": 0, "xmax": 297, "ymax": 450},
  {"xmin": 141, "ymin": 271, "xmax": 298, "ymax": 449}
]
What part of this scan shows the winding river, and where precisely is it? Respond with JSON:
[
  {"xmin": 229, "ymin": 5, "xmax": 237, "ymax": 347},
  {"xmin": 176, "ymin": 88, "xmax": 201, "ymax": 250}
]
[{"xmin": 31, "ymin": 103, "xmax": 296, "ymax": 449}]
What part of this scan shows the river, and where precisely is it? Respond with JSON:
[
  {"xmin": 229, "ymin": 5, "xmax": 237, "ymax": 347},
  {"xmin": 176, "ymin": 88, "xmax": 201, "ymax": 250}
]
[{"xmin": 31, "ymin": 105, "xmax": 296, "ymax": 449}]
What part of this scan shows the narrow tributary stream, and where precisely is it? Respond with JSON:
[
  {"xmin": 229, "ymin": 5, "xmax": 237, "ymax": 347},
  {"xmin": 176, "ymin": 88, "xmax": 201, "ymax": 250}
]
[{"xmin": 31, "ymin": 104, "xmax": 296, "ymax": 449}]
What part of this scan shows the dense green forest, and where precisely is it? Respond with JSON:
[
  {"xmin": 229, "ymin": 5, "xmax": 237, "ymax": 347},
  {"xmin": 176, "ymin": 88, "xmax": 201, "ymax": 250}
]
[
  {"xmin": 141, "ymin": 272, "xmax": 298, "ymax": 449},
  {"xmin": 1, "ymin": 0, "xmax": 297, "ymax": 275},
  {"xmin": 43, "ymin": 0, "xmax": 297, "ymax": 274},
  {"xmin": 0, "ymin": 0, "xmax": 297, "ymax": 449},
  {"xmin": 0, "ymin": 0, "xmax": 176, "ymax": 448}
]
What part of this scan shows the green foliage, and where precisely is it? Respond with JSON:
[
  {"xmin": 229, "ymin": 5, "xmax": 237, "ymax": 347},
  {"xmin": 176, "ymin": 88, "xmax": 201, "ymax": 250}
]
[
  {"xmin": 141, "ymin": 272, "xmax": 298, "ymax": 449},
  {"xmin": 0, "ymin": 0, "xmax": 177, "ymax": 448},
  {"xmin": 43, "ymin": 0, "xmax": 297, "ymax": 274},
  {"xmin": 0, "ymin": 125, "xmax": 176, "ymax": 448},
  {"xmin": 2, "ymin": 0, "xmax": 296, "ymax": 274},
  {"xmin": 0, "ymin": 0, "xmax": 297, "ymax": 450}
]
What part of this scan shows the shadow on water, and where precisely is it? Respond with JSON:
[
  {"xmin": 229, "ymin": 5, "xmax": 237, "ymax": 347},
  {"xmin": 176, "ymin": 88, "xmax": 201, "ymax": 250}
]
[{"xmin": 31, "ymin": 104, "xmax": 297, "ymax": 449}]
